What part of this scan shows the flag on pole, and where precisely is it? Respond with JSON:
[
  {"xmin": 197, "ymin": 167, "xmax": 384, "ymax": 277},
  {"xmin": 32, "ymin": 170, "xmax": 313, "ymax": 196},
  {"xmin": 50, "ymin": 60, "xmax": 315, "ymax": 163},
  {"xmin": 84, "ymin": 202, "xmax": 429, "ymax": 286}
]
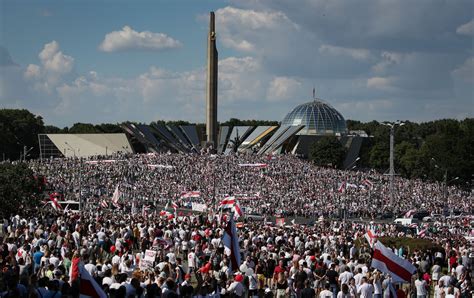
[
  {"xmin": 70, "ymin": 257, "xmax": 107, "ymax": 298},
  {"xmin": 223, "ymin": 214, "xmax": 241, "ymax": 271},
  {"xmin": 171, "ymin": 202, "xmax": 178, "ymax": 210},
  {"xmin": 232, "ymin": 200, "xmax": 243, "ymax": 219},
  {"xmin": 111, "ymin": 185, "xmax": 120, "ymax": 203},
  {"xmin": 405, "ymin": 209, "xmax": 416, "ymax": 218},
  {"xmin": 337, "ymin": 182, "xmax": 346, "ymax": 193},
  {"xmin": 371, "ymin": 240, "xmax": 417, "ymax": 283},
  {"xmin": 220, "ymin": 197, "xmax": 236, "ymax": 209},
  {"xmin": 49, "ymin": 193, "xmax": 63, "ymax": 211},
  {"xmin": 364, "ymin": 229, "xmax": 377, "ymax": 248},
  {"xmin": 100, "ymin": 200, "xmax": 108, "ymax": 208}
]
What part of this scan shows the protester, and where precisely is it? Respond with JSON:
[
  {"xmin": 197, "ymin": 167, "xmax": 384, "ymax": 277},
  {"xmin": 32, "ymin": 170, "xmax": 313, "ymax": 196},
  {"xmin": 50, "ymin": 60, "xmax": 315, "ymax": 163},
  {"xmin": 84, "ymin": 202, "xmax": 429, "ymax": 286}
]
[{"xmin": 0, "ymin": 152, "xmax": 471, "ymax": 297}]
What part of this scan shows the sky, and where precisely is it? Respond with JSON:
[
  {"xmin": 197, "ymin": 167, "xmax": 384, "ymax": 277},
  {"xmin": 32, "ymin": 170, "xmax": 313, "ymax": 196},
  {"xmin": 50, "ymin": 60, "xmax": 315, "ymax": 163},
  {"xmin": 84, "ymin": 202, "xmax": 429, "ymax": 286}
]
[{"xmin": 0, "ymin": 0, "xmax": 473, "ymax": 128}]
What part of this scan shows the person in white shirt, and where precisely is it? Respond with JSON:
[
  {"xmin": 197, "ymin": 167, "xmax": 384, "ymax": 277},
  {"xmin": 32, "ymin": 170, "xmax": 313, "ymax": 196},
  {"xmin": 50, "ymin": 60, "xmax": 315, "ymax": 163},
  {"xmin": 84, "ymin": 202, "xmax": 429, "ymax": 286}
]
[
  {"xmin": 337, "ymin": 284, "xmax": 351, "ymax": 298},
  {"xmin": 338, "ymin": 267, "xmax": 353, "ymax": 285},
  {"xmin": 187, "ymin": 251, "xmax": 197, "ymax": 273},
  {"xmin": 414, "ymin": 274, "xmax": 428, "ymax": 298},
  {"xmin": 353, "ymin": 268, "xmax": 364, "ymax": 288},
  {"xmin": 320, "ymin": 283, "xmax": 333, "ymax": 298},
  {"xmin": 357, "ymin": 277, "xmax": 374, "ymax": 298},
  {"xmin": 434, "ymin": 280, "xmax": 445, "ymax": 298}
]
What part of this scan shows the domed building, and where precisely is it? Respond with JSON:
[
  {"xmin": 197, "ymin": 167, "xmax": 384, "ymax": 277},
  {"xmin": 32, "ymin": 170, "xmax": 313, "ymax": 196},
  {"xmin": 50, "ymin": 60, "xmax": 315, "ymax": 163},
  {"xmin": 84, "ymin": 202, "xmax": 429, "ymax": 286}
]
[{"xmin": 281, "ymin": 99, "xmax": 347, "ymax": 136}]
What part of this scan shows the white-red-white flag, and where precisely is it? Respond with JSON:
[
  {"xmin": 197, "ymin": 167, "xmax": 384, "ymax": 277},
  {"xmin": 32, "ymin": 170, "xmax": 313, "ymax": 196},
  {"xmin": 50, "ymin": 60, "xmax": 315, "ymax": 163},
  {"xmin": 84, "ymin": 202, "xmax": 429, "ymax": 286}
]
[
  {"xmin": 405, "ymin": 209, "xmax": 416, "ymax": 218},
  {"xmin": 371, "ymin": 240, "xmax": 416, "ymax": 283},
  {"xmin": 220, "ymin": 197, "xmax": 236, "ymax": 209},
  {"xmin": 111, "ymin": 185, "xmax": 120, "ymax": 204},
  {"xmin": 337, "ymin": 182, "xmax": 346, "ymax": 193},
  {"xmin": 364, "ymin": 229, "xmax": 377, "ymax": 248},
  {"xmin": 232, "ymin": 200, "xmax": 244, "ymax": 219},
  {"xmin": 100, "ymin": 200, "xmax": 108, "ymax": 208},
  {"xmin": 223, "ymin": 215, "xmax": 241, "ymax": 271},
  {"xmin": 180, "ymin": 191, "xmax": 201, "ymax": 198},
  {"xmin": 49, "ymin": 194, "xmax": 62, "ymax": 211},
  {"xmin": 79, "ymin": 264, "xmax": 107, "ymax": 298}
]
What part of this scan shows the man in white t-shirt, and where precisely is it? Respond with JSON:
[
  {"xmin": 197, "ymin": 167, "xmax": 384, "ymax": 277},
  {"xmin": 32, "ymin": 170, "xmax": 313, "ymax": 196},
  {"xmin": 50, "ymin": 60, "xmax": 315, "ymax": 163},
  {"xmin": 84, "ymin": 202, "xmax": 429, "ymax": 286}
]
[
  {"xmin": 357, "ymin": 277, "xmax": 374, "ymax": 298},
  {"xmin": 339, "ymin": 267, "xmax": 353, "ymax": 285}
]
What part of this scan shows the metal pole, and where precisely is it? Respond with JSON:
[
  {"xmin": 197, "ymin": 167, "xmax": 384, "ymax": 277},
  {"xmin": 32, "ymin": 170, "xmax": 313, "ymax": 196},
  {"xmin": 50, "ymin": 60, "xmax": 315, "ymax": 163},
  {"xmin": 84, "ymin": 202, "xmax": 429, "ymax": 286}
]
[
  {"xmin": 389, "ymin": 125, "xmax": 395, "ymax": 207},
  {"xmin": 23, "ymin": 146, "xmax": 27, "ymax": 162}
]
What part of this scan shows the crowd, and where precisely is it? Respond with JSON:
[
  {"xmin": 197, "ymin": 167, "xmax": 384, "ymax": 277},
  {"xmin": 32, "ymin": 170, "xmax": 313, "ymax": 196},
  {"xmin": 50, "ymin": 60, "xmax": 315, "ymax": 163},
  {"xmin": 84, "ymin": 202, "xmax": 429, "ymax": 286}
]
[
  {"xmin": 0, "ymin": 152, "xmax": 471, "ymax": 297},
  {"xmin": 28, "ymin": 153, "xmax": 472, "ymax": 218},
  {"xmin": 0, "ymin": 208, "xmax": 472, "ymax": 297}
]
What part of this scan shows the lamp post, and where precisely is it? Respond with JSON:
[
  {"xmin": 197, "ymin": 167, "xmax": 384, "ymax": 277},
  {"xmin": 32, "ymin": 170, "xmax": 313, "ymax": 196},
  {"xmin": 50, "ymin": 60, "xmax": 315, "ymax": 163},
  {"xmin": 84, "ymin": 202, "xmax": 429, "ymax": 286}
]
[
  {"xmin": 431, "ymin": 157, "xmax": 459, "ymax": 216},
  {"xmin": 382, "ymin": 121, "xmax": 405, "ymax": 207},
  {"xmin": 22, "ymin": 146, "xmax": 34, "ymax": 162}
]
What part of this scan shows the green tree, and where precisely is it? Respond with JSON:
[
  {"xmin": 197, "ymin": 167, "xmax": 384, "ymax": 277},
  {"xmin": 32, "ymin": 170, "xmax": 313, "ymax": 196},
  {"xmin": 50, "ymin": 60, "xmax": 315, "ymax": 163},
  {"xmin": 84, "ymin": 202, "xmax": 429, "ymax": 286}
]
[
  {"xmin": 309, "ymin": 136, "xmax": 346, "ymax": 168},
  {"xmin": 68, "ymin": 123, "xmax": 101, "ymax": 133},
  {"xmin": 0, "ymin": 109, "xmax": 45, "ymax": 160},
  {"xmin": 0, "ymin": 163, "xmax": 41, "ymax": 217},
  {"xmin": 95, "ymin": 123, "xmax": 123, "ymax": 133}
]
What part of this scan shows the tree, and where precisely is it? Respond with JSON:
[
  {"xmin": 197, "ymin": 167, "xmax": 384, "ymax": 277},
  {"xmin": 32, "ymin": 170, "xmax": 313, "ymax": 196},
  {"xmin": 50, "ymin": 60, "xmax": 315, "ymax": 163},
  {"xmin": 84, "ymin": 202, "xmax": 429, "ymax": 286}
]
[
  {"xmin": 309, "ymin": 136, "xmax": 346, "ymax": 168},
  {"xmin": 68, "ymin": 123, "xmax": 101, "ymax": 133},
  {"xmin": 0, "ymin": 109, "xmax": 45, "ymax": 160},
  {"xmin": 0, "ymin": 163, "xmax": 41, "ymax": 217}
]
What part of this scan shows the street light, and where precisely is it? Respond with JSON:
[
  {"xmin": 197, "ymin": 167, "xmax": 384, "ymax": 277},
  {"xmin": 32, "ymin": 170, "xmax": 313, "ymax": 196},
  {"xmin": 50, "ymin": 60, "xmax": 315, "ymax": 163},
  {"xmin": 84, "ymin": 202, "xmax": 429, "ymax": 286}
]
[
  {"xmin": 431, "ymin": 158, "xmax": 459, "ymax": 216},
  {"xmin": 381, "ymin": 121, "xmax": 405, "ymax": 207},
  {"xmin": 22, "ymin": 146, "xmax": 34, "ymax": 162}
]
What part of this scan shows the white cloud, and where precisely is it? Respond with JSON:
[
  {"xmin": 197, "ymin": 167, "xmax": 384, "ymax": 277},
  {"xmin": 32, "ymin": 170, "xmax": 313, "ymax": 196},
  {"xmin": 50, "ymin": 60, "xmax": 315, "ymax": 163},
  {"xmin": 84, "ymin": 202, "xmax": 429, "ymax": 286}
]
[
  {"xmin": 319, "ymin": 44, "xmax": 371, "ymax": 61},
  {"xmin": 99, "ymin": 26, "xmax": 182, "ymax": 52},
  {"xmin": 367, "ymin": 77, "xmax": 392, "ymax": 90},
  {"xmin": 452, "ymin": 57, "xmax": 474, "ymax": 83},
  {"xmin": 215, "ymin": 6, "xmax": 298, "ymax": 53},
  {"xmin": 38, "ymin": 41, "xmax": 74, "ymax": 74},
  {"xmin": 456, "ymin": 19, "xmax": 474, "ymax": 36},
  {"xmin": 266, "ymin": 77, "xmax": 301, "ymax": 101},
  {"xmin": 24, "ymin": 64, "xmax": 41, "ymax": 79}
]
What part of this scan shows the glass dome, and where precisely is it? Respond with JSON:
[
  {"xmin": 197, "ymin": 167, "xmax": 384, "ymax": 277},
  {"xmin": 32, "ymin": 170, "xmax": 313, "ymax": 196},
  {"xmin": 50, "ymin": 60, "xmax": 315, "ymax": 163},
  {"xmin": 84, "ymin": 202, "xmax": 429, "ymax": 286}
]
[{"xmin": 281, "ymin": 99, "xmax": 347, "ymax": 135}]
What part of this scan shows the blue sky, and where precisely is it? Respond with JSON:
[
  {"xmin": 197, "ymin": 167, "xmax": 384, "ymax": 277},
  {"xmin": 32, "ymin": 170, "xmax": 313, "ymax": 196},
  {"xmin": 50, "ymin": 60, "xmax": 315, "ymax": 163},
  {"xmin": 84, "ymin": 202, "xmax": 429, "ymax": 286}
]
[{"xmin": 1, "ymin": 0, "xmax": 473, "ymax": 127}]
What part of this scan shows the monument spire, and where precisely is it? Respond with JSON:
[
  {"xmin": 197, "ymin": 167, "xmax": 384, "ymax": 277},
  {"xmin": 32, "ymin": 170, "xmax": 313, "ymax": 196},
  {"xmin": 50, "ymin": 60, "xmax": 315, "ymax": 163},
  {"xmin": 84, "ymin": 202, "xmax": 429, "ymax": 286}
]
[{"xmin": 206, "ymin": 11, "xmax": 218, "ymax": 149}]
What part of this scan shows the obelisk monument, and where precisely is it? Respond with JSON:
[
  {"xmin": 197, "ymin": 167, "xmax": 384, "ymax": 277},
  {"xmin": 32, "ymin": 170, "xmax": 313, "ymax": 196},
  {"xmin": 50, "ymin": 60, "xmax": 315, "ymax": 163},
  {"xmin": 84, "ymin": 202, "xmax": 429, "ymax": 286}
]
[{"xmin": 206, "ymin": 11, "xmax": 218, "ymax": 149}]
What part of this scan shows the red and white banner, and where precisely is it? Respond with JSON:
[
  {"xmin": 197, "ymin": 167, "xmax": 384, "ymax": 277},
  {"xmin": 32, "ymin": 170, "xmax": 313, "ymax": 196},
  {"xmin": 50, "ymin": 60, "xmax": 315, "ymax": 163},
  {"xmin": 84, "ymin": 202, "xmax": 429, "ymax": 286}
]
[
  {"xmin": 220, "ymin": 197, "xmax": 236, "ymax": 209},
  {"xmin": 232, "ymin": 200, "xmax": 244, "ymax": 219},
  {"xmin": 49, "ymin": 194, "xmax": 62, "ymax": 211},
  {"xmin": 70, "ymin": 257, "xmax": 107, "ymax": 298},
  {"xmin": 364, "ymin": 229, "xmax": 377, "ymax": 248},
  {"xmin": 180, "ymin": 191, "xmax": 201, "ymax": 198},
  {"xmin": 371, "ymin": 240, "xmax": 417, "ymax": 283},
  {"xmin": 111, "ymin": 185, "xmax": 120, "ymax": 204},
  {"xmin": 405, "ymin": 209, "xmax": 416, "ymax": 218},
  {"xmin": 223, "ymin": 215, "xmax": 241, "ymax": 271}
]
